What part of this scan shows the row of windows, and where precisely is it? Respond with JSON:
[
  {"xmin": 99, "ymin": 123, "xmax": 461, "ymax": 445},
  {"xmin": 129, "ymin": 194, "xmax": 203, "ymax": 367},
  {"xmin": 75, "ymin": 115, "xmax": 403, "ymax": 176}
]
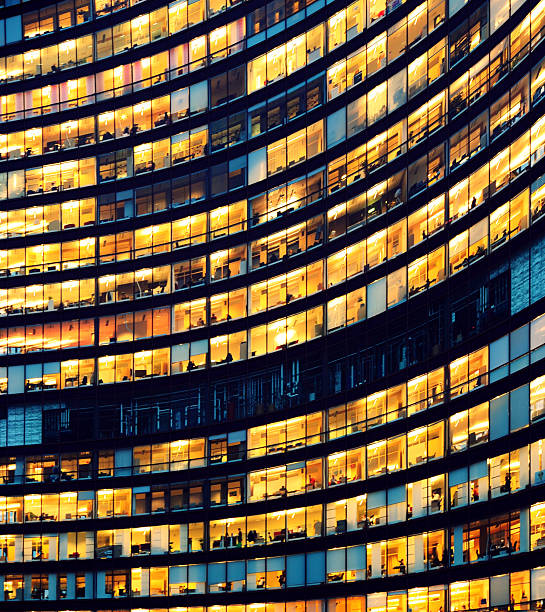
[
  {"xmin": 0, "ymin": 0, "xmax": 523, "ymax": 137},
  {"xmin": 246, "ymin": 399, "xmax": 545, "ymax": 501},
  {"xmin": 0, "ymin": 0, "xmax": 528, "ymax": 125},
  {"xmin": 0, "ymin": 62, "xmax": 542, "ymax": 247},
  {"xmin": 0, "ymin": 195, "xmax": 249, "ymax": 243},
  {"xmin": 2, "ymin": 232, "xmax": 544, "ymax": 401},
  {"xmin": 0, "ymin": 591, "xmax": 536, "ymax": 612},
  {"xmin": 0, "ymin": 60, "xmax": 538, "ymax": 218},
  {"xmin": 0, "ymin": 366, "xmax": 442, "ymax": 481},
  {"xmin": 4, "ymin": 0, "xmax": 250, "ymax": 45},
  {"xmin": 1, "ymin": 429, "xmax": 544, "ymax": 526},
  {"xmin": 244, "ymin": 1, "xmax": 436, "ymax": 95},
  {"xmin": 3, "ymin": 356, "xmax": 545, "ymax": 506},
  {"xmin": 0, "ymin": 176, "xmax": 536, "ymax": 365},
  {"xmin": 13, "ymin": 414, "xmax": 448, "ymax": 488},
  {"xmin": 3, "ymin": 51, "xmax": 541, "ymax": 224},
  {"xmin": 0, "ymin": 156, "xmax": 96, "ymax": 199},
  {"xmin": 0, "ymin": 501, "xmax": 542, "ymax": 569},
  {"xmin": 4, "ymin": 231, "xmax": 545, "ymax": 388},
  {"xmin": 0, "ymin": 0, "xmax": 534, "ymax": 133},
  {"xmin": 1, "ymin": 0, "xmax": 371, "ymax": 57},
  {"xmin": 0, "ymin": 424, "xmax": 543, "ymax": 525},
  {"xmin": 0, "ymin": 241, "xmax": 481, "ymax": 355},
  {"xmin": 0, "ymin": 0, "xmax": 91, "ymax": 46},
  {"xmin": 0, "ymin": 197, "xmax": 524, "ymax": 357},
  {"xmin": 0, "ymin": 0, "xmax": 368, "ymax": 86},
  {"xmin": 0, "ymin": 306, "xmax": 314, "ymax": 391},
  {"xmin": 0, "ymin": 198, "xmax": 97, "ymax": 237},
  {"xmin": 1, "ymin": 527, "xmax": 545, "ymax": 600},
  {"xmin": 1, "ymin": 0, "xmax": 467, "ymax": 51},
  {"xmin": 0, "ymin": 220, "xmax": 535, "ymax": 391},
  {"xmin": 2, "ymin": 99, "xmax": 533, "ymax": 281},
  {"xmin": 0, "ymin": 61, "xmax": 538, "ymax": 268},
  {"xmin": 0, "ymin": 474, "xmax": 532, "ymax": 560},
  {"xmin": 4, "ymin": 330, "xmax": 543, "ymax": 487},
  {"xmin": 0, "ymin": 4, "xmax": 536, "ymax": 201},
  {"xmin": 0, "ymin": 26, "xmax": 444, "ymax": 160},
  {"xmin": 0, "ymin": 26, "xmax": 452, "ymax": 169},
  {"xmin": 0, "ymin": 7, "xmax": 483, "ymax": 155},
  {"xmin": 1, "ymin": 42, "xmax": 540, "ymax": 196}
]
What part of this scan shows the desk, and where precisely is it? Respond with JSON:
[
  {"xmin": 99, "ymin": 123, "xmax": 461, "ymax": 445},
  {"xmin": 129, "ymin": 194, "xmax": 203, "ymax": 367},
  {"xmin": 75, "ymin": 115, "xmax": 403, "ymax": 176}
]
[
  {"xmin": 273, "ymin": 530, "xmax": 286, "ymax": 541},
  {"xmin": 131, "ymin": 542, "xmax": 151, "ymax": 555},
  {"xmin": 489, "ymin": 543, "xmax": 509, "ymax": 556}
]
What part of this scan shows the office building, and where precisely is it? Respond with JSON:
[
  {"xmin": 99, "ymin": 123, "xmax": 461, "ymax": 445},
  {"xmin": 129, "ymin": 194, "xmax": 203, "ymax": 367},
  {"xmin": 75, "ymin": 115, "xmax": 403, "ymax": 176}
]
[{"xmin": 1, "ymin": 0, "xmax": 545, "ymax": 608}]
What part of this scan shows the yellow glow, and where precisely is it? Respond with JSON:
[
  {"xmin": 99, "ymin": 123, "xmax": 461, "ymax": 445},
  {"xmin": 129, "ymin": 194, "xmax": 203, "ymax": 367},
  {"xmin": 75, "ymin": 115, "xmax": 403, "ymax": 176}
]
[{"xmin": 59, "ymin": 40, "xmax": 76, "ymax": 52}]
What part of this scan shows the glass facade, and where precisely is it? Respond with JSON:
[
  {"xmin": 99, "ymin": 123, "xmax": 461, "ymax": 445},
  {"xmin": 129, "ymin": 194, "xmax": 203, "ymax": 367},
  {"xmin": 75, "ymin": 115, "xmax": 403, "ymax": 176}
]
[{"xmin": 1, "ymin": 0, "xmax": 545, "ymax": 608}]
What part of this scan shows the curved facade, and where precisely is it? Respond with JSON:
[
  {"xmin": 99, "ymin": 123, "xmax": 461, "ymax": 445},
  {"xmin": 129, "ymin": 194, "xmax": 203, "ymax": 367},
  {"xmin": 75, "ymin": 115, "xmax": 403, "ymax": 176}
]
[{"xmin": 1, "ymin": 0, "xmax": 545, "ymax": 609}]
